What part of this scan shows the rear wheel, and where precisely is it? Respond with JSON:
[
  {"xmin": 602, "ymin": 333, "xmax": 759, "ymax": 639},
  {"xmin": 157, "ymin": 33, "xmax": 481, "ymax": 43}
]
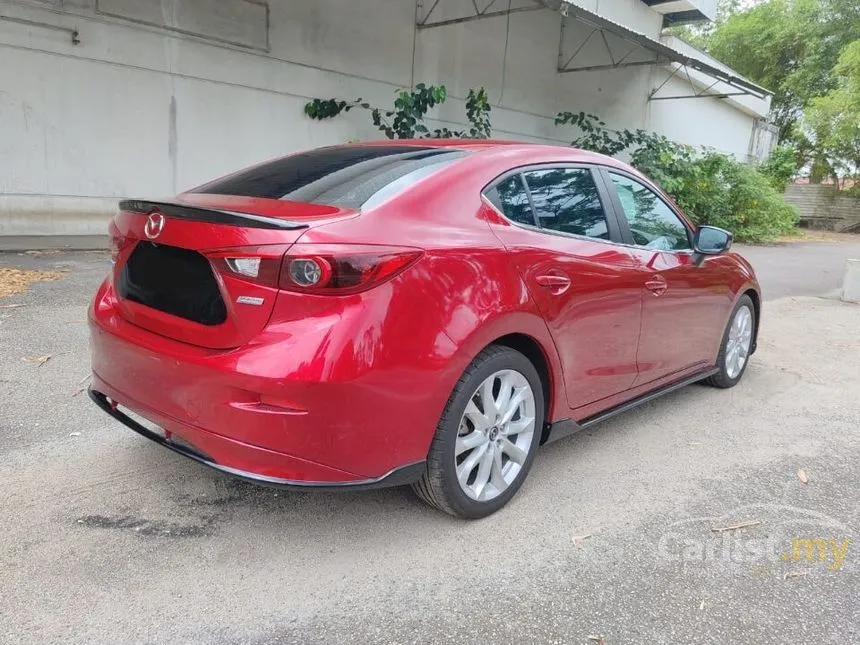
[
  {"xmin": 412, "ymin": 345, "xmax": 544, "ymax": 519},
  {"xmin": 704, "ymin": 295, "xmax": 755, "ymax": 389}
]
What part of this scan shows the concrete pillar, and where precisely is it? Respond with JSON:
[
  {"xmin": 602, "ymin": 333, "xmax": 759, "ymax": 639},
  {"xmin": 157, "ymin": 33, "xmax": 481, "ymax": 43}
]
[{"xmin": 843, "ymin": 259, "xmax": 860, "ymax": 303}]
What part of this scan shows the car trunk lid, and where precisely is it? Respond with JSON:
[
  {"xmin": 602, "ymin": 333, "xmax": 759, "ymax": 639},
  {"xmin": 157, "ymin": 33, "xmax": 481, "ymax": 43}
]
[{"xmin": 110, "ymin": 196, "xmax": 357, "ymax": 349}]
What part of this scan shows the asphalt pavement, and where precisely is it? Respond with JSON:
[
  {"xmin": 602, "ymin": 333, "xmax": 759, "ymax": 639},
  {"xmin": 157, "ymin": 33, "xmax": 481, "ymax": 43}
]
[{"xmin": 1, "ymin": 238, "xmax": 858, "ymax": 645}]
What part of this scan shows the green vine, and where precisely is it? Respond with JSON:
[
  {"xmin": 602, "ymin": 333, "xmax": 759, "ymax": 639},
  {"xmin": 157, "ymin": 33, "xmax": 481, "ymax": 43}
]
[
  {"xmin": 304, "ymin": 85, "xmax": 491, "ymax": 140},
  {"xmin": 554, "ymin": 111, "xmax": 646, "ymax": 157}
]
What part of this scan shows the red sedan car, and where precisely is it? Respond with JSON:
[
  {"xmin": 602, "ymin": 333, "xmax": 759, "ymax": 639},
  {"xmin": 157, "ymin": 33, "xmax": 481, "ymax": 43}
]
[{"xmin": 89, "ymin": 140, "xmax": 760, "ymax": 518}]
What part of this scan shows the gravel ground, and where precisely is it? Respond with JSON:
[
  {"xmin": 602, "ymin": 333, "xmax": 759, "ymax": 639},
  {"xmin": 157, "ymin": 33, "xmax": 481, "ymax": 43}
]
[{"xmin": 0, "ymin": 242, "xmax": 858, "ymax": 645}]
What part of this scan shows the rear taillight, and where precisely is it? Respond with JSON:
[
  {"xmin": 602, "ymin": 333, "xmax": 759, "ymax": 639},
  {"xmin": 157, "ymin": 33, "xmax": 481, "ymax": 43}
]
[
  {"xmin": 279, "ymin": 244, "xmax": 423, "ymax": 294},
  {"xmin": 209, "ymin": 244, "xmax": 291, "ymax": 288},
  {"xmin": 108, "ymin": 221, "xmax": 132, "ymax": 264}
]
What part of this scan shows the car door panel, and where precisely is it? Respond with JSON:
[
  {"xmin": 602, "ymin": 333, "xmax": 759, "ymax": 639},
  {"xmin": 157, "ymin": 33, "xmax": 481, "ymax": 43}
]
[
  {"xmin": 625, "ymin": 248, "xmax": 732, "ymax": 385},
  {"xmin": 485, "ymin": 166, "xmax": 643, "ymax": 410},
  {"xmin": 600, "ymin": 169, "xmax": 735, "ymax": 384}
]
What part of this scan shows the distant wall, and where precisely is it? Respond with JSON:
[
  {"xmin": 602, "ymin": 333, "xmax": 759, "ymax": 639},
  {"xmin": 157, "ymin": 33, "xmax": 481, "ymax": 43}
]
[
  {"xmin": 784, "ymin": 184, "xmax": 860, "ymax": 233},
  {"xmin": 0, "ymin": 0, "xmax": 770, "ymax": 236}
]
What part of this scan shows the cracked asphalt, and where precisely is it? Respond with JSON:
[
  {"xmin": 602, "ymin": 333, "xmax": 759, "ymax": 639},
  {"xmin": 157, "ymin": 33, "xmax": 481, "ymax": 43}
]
[{"xmin": 1, "ymin": 238, "xmax": 859, "ymax": 645}]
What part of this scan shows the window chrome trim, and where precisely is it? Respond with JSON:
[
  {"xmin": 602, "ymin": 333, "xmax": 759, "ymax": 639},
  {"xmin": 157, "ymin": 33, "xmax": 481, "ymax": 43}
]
[
  {"xmin": 480, "ymin": 194, "xmax": 629, "ymax": 249},
  {"xmin": 480, "ymin": 163, "xmax": 623, "ymax": 246}
]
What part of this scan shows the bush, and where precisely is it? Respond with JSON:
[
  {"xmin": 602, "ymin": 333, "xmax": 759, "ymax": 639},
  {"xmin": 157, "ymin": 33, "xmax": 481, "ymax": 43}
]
[
  {"xmin": 757, "ymin": 144, "xmax": 798, "ymax": 192},
  {"xmin": 555, "ymin": 113, "xmax": 798, "ymax": 242},
  {"xmin": 631, "ymin": 142, "xmax": 798, "ymax": 243}
]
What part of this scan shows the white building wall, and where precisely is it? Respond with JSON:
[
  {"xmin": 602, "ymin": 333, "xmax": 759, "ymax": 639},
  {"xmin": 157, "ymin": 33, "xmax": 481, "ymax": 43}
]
[{"xmin": 0, "ymin": 0, "xmax": 768, "ymax": 236}]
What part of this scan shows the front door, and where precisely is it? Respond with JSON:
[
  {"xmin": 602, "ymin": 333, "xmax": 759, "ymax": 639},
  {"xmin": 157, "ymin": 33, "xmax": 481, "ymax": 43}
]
[
  {"xmin": 603, "ymin": 170, "xmax": 732, "ymax": 386},
  {"xmin": 484, "ymin": 166, "xmax": 643, "ymax": 409}
]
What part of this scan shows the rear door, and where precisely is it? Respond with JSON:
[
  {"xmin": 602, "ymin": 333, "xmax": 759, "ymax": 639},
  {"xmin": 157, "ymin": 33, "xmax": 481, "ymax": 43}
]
[
  {"xmin": 600, "ymin": 169, "xmax": 732, "ymax": 385},
  {"xmin": 485, "ymin": 165, "xmax": 643, "ymax": 410}
]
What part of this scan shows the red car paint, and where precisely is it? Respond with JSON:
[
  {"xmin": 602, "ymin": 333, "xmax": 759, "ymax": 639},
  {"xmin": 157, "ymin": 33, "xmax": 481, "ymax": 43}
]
[{"xmin": 89, "ymin": 141, "xmax": 760, "ymax": 485}]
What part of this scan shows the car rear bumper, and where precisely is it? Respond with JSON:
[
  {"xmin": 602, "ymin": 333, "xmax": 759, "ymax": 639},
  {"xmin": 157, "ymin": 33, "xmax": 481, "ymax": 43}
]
[
  {"xmin": 89, "ymin": 278, "xmax": 448, "ymax": 484},
  {"xmin": 88, "ymin": 385, "xmax": 424, "ymax": 489}
]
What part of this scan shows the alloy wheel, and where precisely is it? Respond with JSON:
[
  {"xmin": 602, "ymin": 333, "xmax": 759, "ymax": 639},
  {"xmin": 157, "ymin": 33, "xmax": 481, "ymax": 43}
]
[
  {"xmin": 725, "ymin": 305, "xmax": 753, "ymax": 379},
  {"xmin": 454, "ymin": 369, "xmax": 536, "ymax": 502}
]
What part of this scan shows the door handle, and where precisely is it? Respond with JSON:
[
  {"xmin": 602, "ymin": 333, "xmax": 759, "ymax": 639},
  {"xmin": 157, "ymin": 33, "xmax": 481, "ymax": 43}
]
[
  {"xmin": 645, "ymin": 275, "xmax": 668, "ymax": 296},
  {"xmin": 535, "ymin": 274, "xmax": 571, "ymax": 295}
]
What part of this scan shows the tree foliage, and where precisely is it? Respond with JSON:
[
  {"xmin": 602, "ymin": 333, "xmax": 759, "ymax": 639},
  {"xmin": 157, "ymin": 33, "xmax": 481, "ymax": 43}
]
[
  {"xmin": 695, "ymin": 0, "xmax": 860, "ymax": 181},
  {"xmin": 805, "ymin": 40, "xmax": 860, "ymax": 186},
  {"xmin": 304, "ymin": 85, "xmax": 491, "ymax": 140},
  {"xmin": 757, "ymin": 144, "xmax": 799, "ymax": 191}
]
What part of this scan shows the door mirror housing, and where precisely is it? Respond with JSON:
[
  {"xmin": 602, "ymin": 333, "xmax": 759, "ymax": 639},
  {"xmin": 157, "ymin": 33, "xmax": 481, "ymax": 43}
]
[{"xmin": 693, "ymin": 226, "xmax": 733, "ymax": 255}]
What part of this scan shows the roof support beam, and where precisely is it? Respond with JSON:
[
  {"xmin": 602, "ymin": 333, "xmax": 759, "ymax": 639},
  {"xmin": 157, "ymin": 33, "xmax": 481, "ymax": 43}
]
[
  {"xmin": 559, "ymin": 58, "xmax": 670, "ymax": 74},
  {"xmin": 545, "ymin": 0, "xmax": 770, "ymax": 99},
  {"xmin": 417, "ymin": 0, "xmax": 545, "ymax": 29},
  {"xmin": 650, "ymin": 91, "xmax": 753, "ymax": 100}
]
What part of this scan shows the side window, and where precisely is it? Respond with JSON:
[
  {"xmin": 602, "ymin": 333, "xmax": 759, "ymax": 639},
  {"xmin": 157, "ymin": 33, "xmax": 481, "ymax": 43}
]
[
  {"xmin": 484, "ymin": 175, "xmax": 536, "ymax": 227},
  {"xmin": 608, "ymin": 173, "xmax": 691, "ymax": 251},
  {"xmin": 522, "ymin": 168, "xmax": 609, "ymax": 240}
]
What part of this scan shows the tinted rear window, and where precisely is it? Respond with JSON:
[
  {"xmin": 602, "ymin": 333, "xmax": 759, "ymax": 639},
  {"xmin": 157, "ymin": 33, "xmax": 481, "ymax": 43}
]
[{"xmin": 193, "ymin": 145, "xmax": 468, "ymax": 209}]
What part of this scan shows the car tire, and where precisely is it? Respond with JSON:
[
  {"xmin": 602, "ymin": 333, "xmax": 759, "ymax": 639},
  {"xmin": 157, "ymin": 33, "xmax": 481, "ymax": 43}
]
[
  {"xmin": 703, "ymin": 294, "xmax": 756, "ymax": 389},
  {"xmin": 412, "ymin": 345, "xmax": 544, "ymax": 519}
]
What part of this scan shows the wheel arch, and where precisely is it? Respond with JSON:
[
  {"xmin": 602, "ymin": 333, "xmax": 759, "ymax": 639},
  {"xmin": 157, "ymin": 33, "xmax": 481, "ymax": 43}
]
[
  {"xmin": 741, "ymin": 287, "xmax": 761, "ymax": 354},
  {"xmin": 446, "ymin": 316, "xmax": 566, "ymax": 428},
  {"xmin": 492, "ymin": 332, "xmax": 553, "ymax": 431}
]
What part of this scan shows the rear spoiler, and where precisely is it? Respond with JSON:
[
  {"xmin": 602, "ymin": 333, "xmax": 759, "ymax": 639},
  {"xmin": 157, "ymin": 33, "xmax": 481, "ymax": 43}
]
[{"xmin": 119, "ymin": 199, "xmax": 309, "ymax": 231}]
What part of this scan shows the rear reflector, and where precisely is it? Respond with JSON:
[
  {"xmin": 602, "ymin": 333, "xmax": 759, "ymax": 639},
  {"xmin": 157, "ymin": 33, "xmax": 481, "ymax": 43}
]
[
  {"xmin": 225, "ymin": 257, "xmax": 262, "ymax": 278},
  {"xmin": 208, "ymin": 245, "xmax": 292, "ymax": 289}
]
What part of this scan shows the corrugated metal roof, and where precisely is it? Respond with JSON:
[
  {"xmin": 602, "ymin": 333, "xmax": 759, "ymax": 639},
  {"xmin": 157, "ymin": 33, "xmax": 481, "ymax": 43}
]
[{"xmin": 541, "ymin": 0, "xmax": 771, "ymax": 98}]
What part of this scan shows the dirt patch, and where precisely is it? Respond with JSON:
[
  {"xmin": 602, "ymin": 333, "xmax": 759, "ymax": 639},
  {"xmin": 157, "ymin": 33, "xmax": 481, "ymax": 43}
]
[
  {"xmin": 0, "ymin": 268, "xmax": 66, "ymax": 298},
  {"xmin": 776, "ymin": 229, "xmax": 860, "ymax": 244}
]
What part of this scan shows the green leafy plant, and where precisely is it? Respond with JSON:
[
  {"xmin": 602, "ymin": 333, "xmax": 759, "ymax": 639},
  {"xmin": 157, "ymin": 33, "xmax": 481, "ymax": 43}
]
[
  {"xmin": 757, "ymin": 144, "xmax": 799, "ymax": 192},
  {"xmin": 556, "ymin": 112, "xmax": 798, "ymax": 242},
  {"xmin": 304, "ymin": 85, "xmax": 492, "ymax": 140},
  {"xmin": 632, "ymin": 140, "xmax": 798, "ymax": 243},
  {"xmin": 554, "ymin": 112, "xmax": 643, "ymax": 156}
]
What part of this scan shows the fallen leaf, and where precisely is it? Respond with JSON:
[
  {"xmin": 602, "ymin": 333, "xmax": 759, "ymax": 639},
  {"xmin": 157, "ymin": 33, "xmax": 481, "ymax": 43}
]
[
  {"xmin": 69, "ymin": 432, "xmax": 81, "ymax": 437},
  {"xmin": 588, "ymin": 636, "xmax": 606, "ymax": 645},
  {"xmin": 797, "ymin": 469, "xmax": 808, "ymax": 484},
  {"xmin": 0, "ymin": 268, "xmax": 66, "ymax": 297},
  {"xmin": 711, "ymin": 519, "xmax": 761, "ymax": 533},
  {"xmin": 699, "ymin": 600, "xmax": 705, "ymax": 610},
  {"xmin": 784, "ymin": 570, "xmax": 808, "ymax": 580},
  {"xmin": 22, "ymin": 355, "xmax": 52, "ymax": 367},
  {"xmin": 571, "ymin": 534, "xmax": 593, "ymax": 548}
]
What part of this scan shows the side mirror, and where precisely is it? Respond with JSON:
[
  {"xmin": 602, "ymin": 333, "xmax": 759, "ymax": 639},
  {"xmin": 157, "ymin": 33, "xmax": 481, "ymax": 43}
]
[{"xmin": 693, "ymin": 226, "xmax": 733, "ymax": 255}]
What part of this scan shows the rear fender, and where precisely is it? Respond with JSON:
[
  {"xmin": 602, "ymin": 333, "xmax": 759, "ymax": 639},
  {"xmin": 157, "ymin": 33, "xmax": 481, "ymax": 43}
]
[
  {"xmin": 443, "ymin": 310, "xmax": 567, "ymax": 423},
  {"xmin": 415, "ymin": 248, "xmax": 568, "ymax": 422}
]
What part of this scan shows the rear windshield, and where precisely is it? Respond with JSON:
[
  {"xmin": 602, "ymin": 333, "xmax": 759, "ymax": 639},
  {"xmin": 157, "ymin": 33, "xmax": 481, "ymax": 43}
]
[{"xmin": 192, "ymin": 145, "xmax": 469, "ymax": 210}]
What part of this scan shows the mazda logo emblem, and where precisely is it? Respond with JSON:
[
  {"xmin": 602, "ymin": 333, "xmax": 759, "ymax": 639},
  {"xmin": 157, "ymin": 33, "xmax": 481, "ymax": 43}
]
[{"xmin": 144, "ymin": 212, "xmax": 165, "ymax": 239}]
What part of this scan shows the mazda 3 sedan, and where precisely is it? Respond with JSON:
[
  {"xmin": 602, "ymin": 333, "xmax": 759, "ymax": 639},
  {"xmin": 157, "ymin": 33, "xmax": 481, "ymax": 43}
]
[{"xmin": 89, "ymin": 140, "xmax": 760, "ymax": 518}]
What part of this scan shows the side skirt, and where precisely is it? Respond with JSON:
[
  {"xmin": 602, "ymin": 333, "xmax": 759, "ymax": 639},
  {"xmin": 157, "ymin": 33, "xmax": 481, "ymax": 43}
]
[{"xmin": 542, "ymin": 367, "xmax": 719, "ymax": 444}]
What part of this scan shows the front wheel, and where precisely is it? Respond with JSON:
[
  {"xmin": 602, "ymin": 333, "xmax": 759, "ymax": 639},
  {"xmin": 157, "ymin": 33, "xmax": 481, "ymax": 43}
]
[
  {"xmin": 704, "ymin": 294, "xmax": 756, "ymax": 389},
  {"xmin": 412, "ymin": 345, "xmax": 544, "ymax": 519}
]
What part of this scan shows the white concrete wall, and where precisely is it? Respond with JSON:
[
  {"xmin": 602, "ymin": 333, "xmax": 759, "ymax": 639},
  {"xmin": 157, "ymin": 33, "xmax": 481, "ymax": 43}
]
[
  {"xmin": 649, "ymin": 36, "xmax": 773, "ymax": 162},
  {"xmin": 0, "ymin": 0, "xmax": 767, "ymax": 236}
]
